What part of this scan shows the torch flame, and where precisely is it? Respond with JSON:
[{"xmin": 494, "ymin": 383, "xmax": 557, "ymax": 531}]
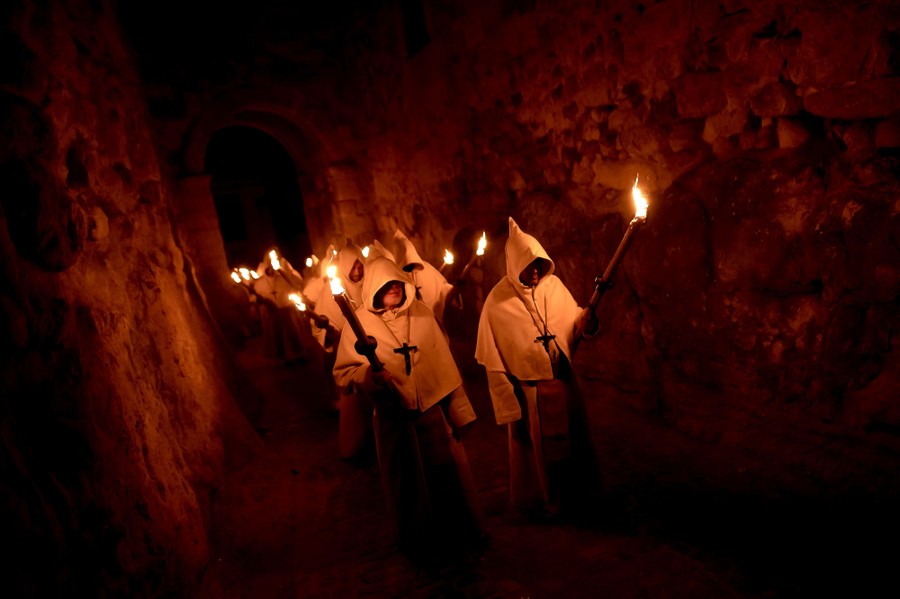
[
  {"xmin": 269, "ymin": 249, "xmax": 281, "ymax": 271},
  {"xmin": 288, "ymin": 293, "xmax": 306, "ymax": 311},
  {"xmin": 330, "ymin": 276, "xmax": 345, "ymax": 295},
  {"xmin": 250, "ymin": 270, "xmax": 260, "ymax": 280},
  {"xmin": 231, "ymin": 271, "xmax": 241, "ymax": 284},
  {"xmin": 632, "ymin": 175, "xmax": 648, "ymax": 221},
  {"xmin": 443, "ymin": 249, "xmax": 454, "ymax": 265},
  {"xmin": 239, "ymin": 267, "xmax": 251, "ymax": 281},
  {"xmin": 305, "ymin": 257, "xmax": 313, "ymax": 268},
  {"xmin": 362, "ymin": 245, "xmax": 370, "ymax": 258},
  {"xmin": 326, "ymin": 264, "xmax": 337, "ymax": 279},
  {"xmin": 475, "ymin": 232, "xmax": 487, "ymax": 256}
]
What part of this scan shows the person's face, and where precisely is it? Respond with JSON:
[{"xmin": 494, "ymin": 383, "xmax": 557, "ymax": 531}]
[
  {"xmin": 518, "ymin": 258, "xmax": 545, "ymax": 287},
  {"xmin": 349, "ymin": 259, "xmax": 364, "ymax": 283},
  {"xmin": 378, "ymin": 281, "xmax": 405, "ymax": 309}
]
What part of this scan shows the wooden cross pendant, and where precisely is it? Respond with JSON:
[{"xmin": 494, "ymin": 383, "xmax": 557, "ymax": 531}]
[
  {"xmin": 393, "ymin": 343, "xmax": 418, "ymax": 375},
  {"xmin": 534, "ymin": 333, "xmax": 556, "ymax": 350}
]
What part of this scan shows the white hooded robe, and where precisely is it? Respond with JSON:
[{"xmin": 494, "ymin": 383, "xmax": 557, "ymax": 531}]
[
  {"xmin": 475, "ymin": 217, "xmax": 599, "ymax": 513},
  {"xmin": 392, "ymin": 228, "xmax": 454, "ymax": 324},
  {"xmin": 333, "ymin": 252, "xmax": 482, "ymax": 547}
]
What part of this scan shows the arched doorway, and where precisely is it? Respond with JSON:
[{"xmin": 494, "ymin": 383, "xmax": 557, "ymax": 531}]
[{"xmin": 204, "ymin": 126, "xmax": 312, "ymax": 271}]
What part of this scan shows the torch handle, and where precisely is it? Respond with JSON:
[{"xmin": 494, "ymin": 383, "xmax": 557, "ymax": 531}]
[
  {"xmin": 276, "ymin": 268, "xmax": 304, "ymax": 290},
  {"xmin": 587, "ymin": 277, "xmax": 614, "ymax": 313},
  {"xmin": 456, "ymin": 256, "xmax": 479, "ymax": 285},
  {"xmin": 303, "ymin": 308, "xmax": 330, "ymax": 330},
  {"xmin": 588, "ymin": 217, "xmax": 645, "ymax": 313},
  {"xmin": 334, "ymin": 293, "xmax": 384, "ymax": 371}
]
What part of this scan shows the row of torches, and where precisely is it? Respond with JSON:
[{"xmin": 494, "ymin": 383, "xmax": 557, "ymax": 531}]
[
  {"xmin": 232, "ymin": 233, "xmax": 489, "ymax": 311},
  {"xmin": 232, "ymin": 177, "xmax": 649, "ymax": 336}
]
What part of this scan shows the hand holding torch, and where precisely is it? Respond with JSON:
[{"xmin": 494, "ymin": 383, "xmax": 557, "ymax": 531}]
[
  {"xmin": 455, "ymin": 231, "xmax": 487, "ymax": 285},
  {"xmin": 288, "ymin": 293, "xmax": 331, "ymax": 330},
  {"xmin": 232, "ymin": 267, "xmax": 260, "ymax": 295},
  {"xmin": 269, "ymin": 249, "xmax": 304, "ymax": 289},
  {"xmin": 438, "ymin": 248, "xmax": 454, "ymax": 274},
  {"xmin": 328, "ymin": 270, "xmax": 384, "ymax": 372},
  {"xmin": 579, "ymin": 177, "xmax": 649, "ymax": 338}
]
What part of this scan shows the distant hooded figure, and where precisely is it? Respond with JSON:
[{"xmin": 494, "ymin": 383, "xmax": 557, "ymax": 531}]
[
  {"xmin": 254, "ymin": 250, "xmax": 311, "ymax": 363},
  {"xmin": 392, "ymin": 228, "xmax": 455, "ymax": 324},
  {"xmin": 313, "ymin": 240, "xmax": 365, "ymax": 351},
  {"xmin": 300, "ymin": 251, "xmax": 327, "ymax": 311},
  {"xmin": 312, "ymin": 240, "xmax": 371, "ymax": 459},
  {"xmin": 475, "ymin": 217, "xmax": 600, "ymax": 518},
  {"xmin": 370, "ymin": 238, "xmax": 395, "ymax": 262},
  {"xmin": 333, "ymin": 250, "xmax": 484, "ymax": 551}
]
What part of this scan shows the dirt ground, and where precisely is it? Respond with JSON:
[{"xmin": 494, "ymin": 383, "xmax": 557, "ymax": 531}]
[{"xmin": 198, "ymin": 330, "xmax": 898, "ymax": 598}]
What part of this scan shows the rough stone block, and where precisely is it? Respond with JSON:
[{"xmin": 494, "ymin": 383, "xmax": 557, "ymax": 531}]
[
  {"xmin": 803, "ymin": 78, "xmax": 900, "ymax": 120},
  {"xmin": 327, "ymin": 166, "xmax": 362, "ymax": 202},
  {"xmin": 836, "ymin": 122, "xmax": 875, "ymax": 157},
  {"xmin": 874, "ymin": 117, "xmax": 900, "ymax": 148},
  {"xmin": 749, "ymin": 82, "xmax": 802, "ymax": 118},
  {"xmin": 776, "ymin": 118, "xmax": 810, "ymax": 149},
  {"xmin": 675, "ymin": 72, "xmax": 727, "ymax": 119}
]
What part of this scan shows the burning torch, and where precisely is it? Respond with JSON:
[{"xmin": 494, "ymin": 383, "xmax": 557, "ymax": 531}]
[
  {"xmin": 288, "ymin": 292, "xmax": 331, "ymax": 330},
  {"xmin": 456, "ymin": 231, "xmax": 487, "ymax": 285},
  {"xmin": 438, "ymin": 248, "xmax": 454, "ymax": 274},
  {"xmin": 584, "ymin": 175, "xmax": 649, "ymax": 320},
  {"xmin": 328, "ymin": 267, "xmax": 384, "ymax": 372}
]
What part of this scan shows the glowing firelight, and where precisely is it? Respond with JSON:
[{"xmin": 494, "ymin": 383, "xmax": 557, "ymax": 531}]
[
  {"xmin": 326, "ymin": 263, "xmax": 346, "ymax": 293},
  {"xmin": 475, "ymin": 232, "xmax": 487, "ymax": 256},
  {"xmin": 330, "ymin": 276, "xmax": 345, "ymax": 295},
  {"xmin": 305, "ymin": 257, "xmax": 313, "ymax": 268},
  {"xmin": 443, "ymin": 249, "xmax": 454, "ymax": 265},
  {"xmin": 288, "ymin": 293, "xmax": 306, "ymax": 311},
  {"xmin": 362, "ymin": 245, "xmax": 370, "ymax": 258},
  {"xmin": 231, "ymin": 271, "xmax": 241, "ymax": 284},
  {"xmin": 238, "ymin": 267, "xmax": 251, "ymax": 281},
  {"xmin": 268, "ymin": 250, "xmax": 281, "ymax": 271},
  {"xmin": 632, "ymin": 175, "xmax": 648, "ymax": 220},
  {"xmin": 250, "ymin": 270, "xmax": 260, "ymax": 280}
]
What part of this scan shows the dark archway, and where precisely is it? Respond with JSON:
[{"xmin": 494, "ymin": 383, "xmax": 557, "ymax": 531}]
[{"xmin": 204, "ymin": 126, "xmax": 312, "ymax": 270}]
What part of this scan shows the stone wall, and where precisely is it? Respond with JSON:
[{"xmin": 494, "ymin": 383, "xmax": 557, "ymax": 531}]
[
  {"xmin": 354, "ymin": 0, "xmax": 899, "ymax": 476},
  {"xmin": 0, "ymin": 1, "xmax": 259, "ymax": 595},
  {"xmin": 1, "ymin": 0, "xmax": 896, "ymax": 592}
]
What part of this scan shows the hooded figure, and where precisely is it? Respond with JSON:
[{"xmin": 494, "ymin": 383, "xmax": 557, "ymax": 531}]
[
  {"xmin": 300, "ymin": 250, "xmax": 329, "ymax": 311},
  {"xmin": 333, "ymin": 251, "xmax": 484, "ymax": 551},
  {"xmin": 310, "ymin": 240, "xmax": 371, "ymax": 458},
  {"xmin": 253, "ymin": 250, "xmax": 311, "ymax": 363},
  {"xmin": 392, "ymin": 228, "xmax": 455, "ymax": 324},
  {"xmin": 475, "ymin": 217, "xmax": 599, "ymax": 518},
  {"xmin": 313, "ymin": 240, "xmax": 365, "ymax": 351}
]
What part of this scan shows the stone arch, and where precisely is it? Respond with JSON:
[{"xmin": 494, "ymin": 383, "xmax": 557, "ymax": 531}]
[
  {"xmin": 172, "ymin": 89, "xmax": 377, "ymax": 344},
  {"xmin": 181, "ymin": 93, "xmax": 336, "ymax": 250},
  {"xmin": 181, "ymin": 88, "xmax": 379, "ymax": 250}
]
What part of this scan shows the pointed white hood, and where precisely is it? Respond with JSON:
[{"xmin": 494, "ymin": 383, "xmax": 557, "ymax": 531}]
[
  {"xmin": 336, "ymin": 239, "xmax": 365, "ymax": 304},
  {"xmin": 475, "ymin": 217, "xmax": 582, "ymax": 380},
  {"xmin": 505, "ymin": 217, "xmax": 554, "ymax": 288},
  {"xmin": 334, "ymin": 248, "xmax": 464, "ymax": 414},
  {"xmin": 362, "ymin": 252, "xmax": 416, "ymax": 314},
  {"xmin": 391, "ymin": 228, "xmax": 453, "ymax": 322},
  {"xmin": 393, "ymin": 228, "xmax": 425, "ymax": 272},
  {"xmin": 368, "ymin": 239, "xmax": 396, "ymax": 263},
  {"xmin": 319, "ymin": 244, "xmax": 335, "ymax": 278}
]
